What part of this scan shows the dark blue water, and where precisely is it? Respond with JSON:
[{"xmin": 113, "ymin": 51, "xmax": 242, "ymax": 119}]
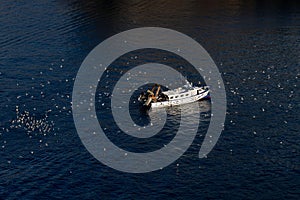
[{"xmin": 0, "ymin": 0, "xmax": 299, "ymax": 199}]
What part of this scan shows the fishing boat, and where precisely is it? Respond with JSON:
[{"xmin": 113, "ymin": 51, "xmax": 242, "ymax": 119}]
[{"xmin": 138, "ymin": 81, "xmax": 210, "ymax": 109}]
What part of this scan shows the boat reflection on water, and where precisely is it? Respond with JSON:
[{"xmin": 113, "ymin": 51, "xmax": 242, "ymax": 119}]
[
  {"xmin": 143, "ymin": 100, "xmax": 211, "ymax": 133},
  {"xmin": 164, "ymin": 100, "xmax": 210, "ymax": 117}
]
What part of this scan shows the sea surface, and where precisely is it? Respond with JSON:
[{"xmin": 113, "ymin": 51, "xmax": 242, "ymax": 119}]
[{"xmin": 0, "ymin": 0, "xmax": 299, "ymax": 199}]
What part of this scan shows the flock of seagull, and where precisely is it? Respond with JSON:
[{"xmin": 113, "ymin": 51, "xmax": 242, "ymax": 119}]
[{"xmin": 10, "ymin": 106, "xmax": 54, "ymax": 134}]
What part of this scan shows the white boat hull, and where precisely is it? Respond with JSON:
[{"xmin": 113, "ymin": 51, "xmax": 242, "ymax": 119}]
[{"xmin": 151, "ymin": 90, "xmax": 209, "ymax": 108}]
